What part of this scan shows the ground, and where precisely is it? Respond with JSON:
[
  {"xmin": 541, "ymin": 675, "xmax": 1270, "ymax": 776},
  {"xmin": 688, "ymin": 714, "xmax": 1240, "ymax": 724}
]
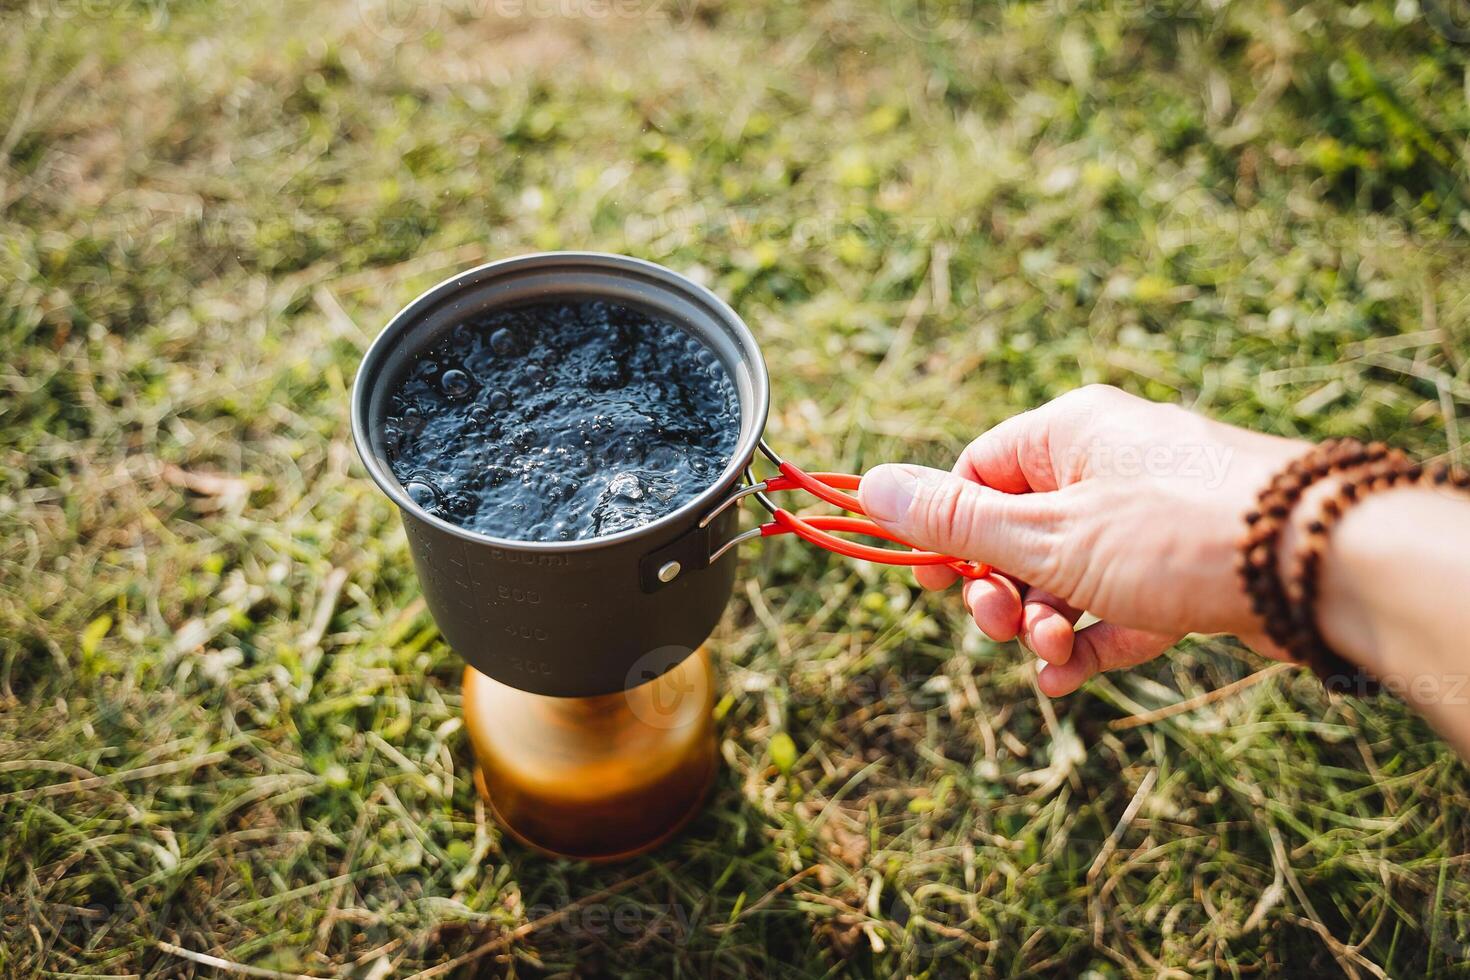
[{"xmin": 3, "ymin": 0, "xmax": 1470, "ymax": 976}]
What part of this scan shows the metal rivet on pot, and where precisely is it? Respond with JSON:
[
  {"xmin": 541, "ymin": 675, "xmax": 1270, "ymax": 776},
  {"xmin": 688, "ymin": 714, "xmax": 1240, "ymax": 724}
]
[{"xmin": 657, "ymin": 561, "xmax": 682, "ymax": 583}]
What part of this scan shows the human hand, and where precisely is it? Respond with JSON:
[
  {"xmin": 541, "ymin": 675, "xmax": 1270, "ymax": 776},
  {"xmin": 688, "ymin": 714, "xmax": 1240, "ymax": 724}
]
[{"xmin": 858, "ymin": 385, "xmax": 1309, "ymax": 696}]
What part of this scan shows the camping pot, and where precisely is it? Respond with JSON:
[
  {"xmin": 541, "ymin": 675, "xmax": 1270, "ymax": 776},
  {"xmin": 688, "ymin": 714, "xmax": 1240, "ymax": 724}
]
[
  {"xmin": 352, "ymin": 252, "xmax": 987, "ymax": 699},
  {"xmin": 351, "ymin": 252, "xmax": 770, "ymax": 697}
]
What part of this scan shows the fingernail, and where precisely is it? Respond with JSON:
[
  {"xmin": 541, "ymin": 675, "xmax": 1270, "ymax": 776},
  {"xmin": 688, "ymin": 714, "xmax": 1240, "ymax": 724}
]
[{"xmin": 861, "ymin": 465, "xmax": 921, "ymax": 524}]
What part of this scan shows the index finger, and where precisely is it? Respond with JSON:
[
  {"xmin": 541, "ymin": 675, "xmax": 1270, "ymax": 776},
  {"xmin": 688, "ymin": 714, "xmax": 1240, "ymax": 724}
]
[
  {"xmin": 955, "ymin": 386, "xmax": 1131, "ymax": 493},
  {"xmin": 954, "ymin": 407, "xmax": 1063, "ymax": 493}
]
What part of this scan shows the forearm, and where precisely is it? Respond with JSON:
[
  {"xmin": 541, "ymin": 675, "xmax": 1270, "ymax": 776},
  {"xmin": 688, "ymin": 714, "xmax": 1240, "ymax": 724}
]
[{"xmin": 1296, "ymin": 484, "xmax": 1470, "ymax": 753}]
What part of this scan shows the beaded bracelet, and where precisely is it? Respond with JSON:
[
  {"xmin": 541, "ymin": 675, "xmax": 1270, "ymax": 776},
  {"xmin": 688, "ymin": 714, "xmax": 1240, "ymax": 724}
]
[
  {"xmin": 1237, "ymin": 439, "xmax": 1378, "ymax": 663},
  {"xmin": 1237, "ymin": 439, "xmax": 1470, "ymax": 691}
]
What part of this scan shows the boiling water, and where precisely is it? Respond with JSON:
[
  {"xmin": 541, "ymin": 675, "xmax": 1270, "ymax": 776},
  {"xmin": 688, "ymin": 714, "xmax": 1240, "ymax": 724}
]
[{"xmin": 382, "ymin": 300, "xmax": 740, "ymax": 541}]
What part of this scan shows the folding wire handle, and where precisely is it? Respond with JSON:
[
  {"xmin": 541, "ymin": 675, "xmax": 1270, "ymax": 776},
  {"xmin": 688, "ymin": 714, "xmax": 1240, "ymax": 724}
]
[{"xmin": 703, "ymin": 441, "xmax": 991, "ymax": 580}]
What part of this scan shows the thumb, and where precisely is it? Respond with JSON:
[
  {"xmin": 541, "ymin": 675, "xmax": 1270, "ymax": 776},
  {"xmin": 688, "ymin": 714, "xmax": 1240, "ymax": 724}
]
[{"xmin": 859, "ymin": 463, "xmax": 1064, "ymax": 587}]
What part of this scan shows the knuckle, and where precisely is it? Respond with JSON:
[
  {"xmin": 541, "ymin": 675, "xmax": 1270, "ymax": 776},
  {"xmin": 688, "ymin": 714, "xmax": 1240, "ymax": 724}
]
[
  {"xmin": 923, "ymin": 476, "xmax": 974, "ymax": 543},
  {"xmin": 1069, "ymin": 383, "xmax": 1121, "ymax": 407},
  {"xmin": 1031, "ymin": 508, "xmax": 1074, "ymax": 586},
  {"xmin": 1029, "ymin": 545, "xmax": 1068, "ymax": 594},
  {"xmin": 1053, "ymin": 387, "xmax": 1120, "ymax": 450},
  {"xmin": 1027, "ymin": 486, "xmax": 1085, "ymax": 592}
]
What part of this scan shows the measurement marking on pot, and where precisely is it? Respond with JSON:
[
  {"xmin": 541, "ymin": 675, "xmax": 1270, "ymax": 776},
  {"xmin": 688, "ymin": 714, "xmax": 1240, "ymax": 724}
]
[
  {"xmin": 452, "ymin": 540, "xmax": 480, "ymax": 619},
  {"xmin": 488, "ymin": 550, "xmax": 571, "ymax": 568},
  {"xmin": 508, "ymin": 656, "xmax": 554, "ymax": 676}
]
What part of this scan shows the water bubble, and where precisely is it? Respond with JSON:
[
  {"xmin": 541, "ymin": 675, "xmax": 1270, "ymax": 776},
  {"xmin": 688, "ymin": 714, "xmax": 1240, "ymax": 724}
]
[
  {"xmin": 485, "ymin": 389, "xmax": 510, "ymax": 411},
  {"xmin": 442, "ymin": 491, "xmax": 474, "ymax": 515},
  {"xmin": 607, "ymin": 472, "xmax": 644, "ymax": 500},
  {"xmin": 440, "ymin": 368, "xmax": 472, "ymax": 398},
  {"xmin": 490, "ymin": 328, "xmax": 516, "ymax": 356},
  {"xmin": 403, "ymin": 478, "xmax": 440, "ymax": 511},
  {"xmin": 585, "ymin": 300, "xmax": 611, "ymax": 321},
  {"xmin": 645, "ymin": 475, "xmax": 677, "ymax": 502},
  {"xmin": 399, "ymin": 406, "xmax": 425, "ymax": 435},
  {"xmin": 588, "ymin": 363, "xmax": 625, "ymax": 391}
]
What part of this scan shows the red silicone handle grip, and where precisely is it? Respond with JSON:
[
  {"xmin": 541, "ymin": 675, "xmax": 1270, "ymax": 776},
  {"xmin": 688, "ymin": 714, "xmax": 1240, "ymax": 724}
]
[
  {"xmin": 754, "ymin": 458, "xmax": 990, "ymax": 580},
  {"xmin": 763, "ymin": 510, "xmax": 990, "ymax": 580}
]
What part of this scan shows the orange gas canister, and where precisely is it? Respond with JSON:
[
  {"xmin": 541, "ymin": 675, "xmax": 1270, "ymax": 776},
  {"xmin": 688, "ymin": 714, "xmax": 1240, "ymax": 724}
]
[{"xmin": 462, "ymin": 646, "xmax": 717, "ymax": 862}]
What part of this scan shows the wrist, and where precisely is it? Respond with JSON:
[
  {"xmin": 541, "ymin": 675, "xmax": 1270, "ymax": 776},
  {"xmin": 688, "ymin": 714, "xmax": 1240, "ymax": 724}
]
[
  {"xmin": 1312, "ymin": 485, "xmax": 1467, "ymax": 681},
  {"xmin": 1218, "ymin": 434, "xmax": 1312, "ymax": 637}
]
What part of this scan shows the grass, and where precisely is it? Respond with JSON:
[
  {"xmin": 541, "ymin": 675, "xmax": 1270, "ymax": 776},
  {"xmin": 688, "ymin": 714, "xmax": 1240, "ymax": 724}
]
[{"xmin": 3, "ymin": 0, "xmax": 1470, "ymax": 975}]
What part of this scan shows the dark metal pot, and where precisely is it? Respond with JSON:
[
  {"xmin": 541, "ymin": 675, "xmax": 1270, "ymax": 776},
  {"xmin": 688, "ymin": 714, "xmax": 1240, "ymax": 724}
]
[{"xmin": 351, "ymin": 252, "xmax": 770, "ymax": 697}]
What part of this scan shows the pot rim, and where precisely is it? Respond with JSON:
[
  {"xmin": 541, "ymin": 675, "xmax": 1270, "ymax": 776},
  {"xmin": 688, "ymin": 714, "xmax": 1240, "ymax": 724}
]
[{"xmin": 350, "ymin": 250, "xmax": 771, "ymax": 553}]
